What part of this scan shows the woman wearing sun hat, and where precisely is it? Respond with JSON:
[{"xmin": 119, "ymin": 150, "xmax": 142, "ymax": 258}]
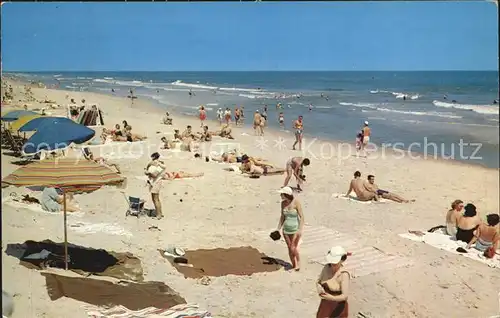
[
  {"xmin": 276, "ymin": 186, "xmax": 304, "ymax": 271},
  {"xmin": 316, "ymin": 246, "xmax": 351, "ymax": 317}
]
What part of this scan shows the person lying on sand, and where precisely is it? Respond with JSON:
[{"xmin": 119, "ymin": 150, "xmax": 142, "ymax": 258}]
[
  {"xmin": 41, "ymin": 187, "xmax": 79, "ymax": 213},
  {"xmin": 82, "ymin": 147, "xmax": 121, "ymax": 173},
  {"xmin": 239, "ymin": 155, "xmax": 283, "ymax": 176},
  {"xmin": 211, "ymin": 150, "xmax": 241, "ymax": 163},
  {"xmin": 163, "ymin": 171, "xmax": 204, "ymax": 180},
  {"xmin": 208, "ymin": 124, "xmax": 234, "ymax": 139},
  {"xmin": 200, "ymin": 125, "xmax": 212, "ymax": 142},
  {"xmin": 365, "ymin": 174, "xmax": 414, "ymax": 203},
  {"xmin": 345, "ymin": 171, "xmax": 376, "ymax": 202}
]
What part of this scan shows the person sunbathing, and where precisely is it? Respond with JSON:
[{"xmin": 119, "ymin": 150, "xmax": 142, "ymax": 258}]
[
  {"xmin": 162, "ymin": 171, "xmax": 204, "ymax": 180},
  {"xmin": 212, "ymin": 150, "xmax": 241, "ymax": 163},
  {"xmin": 240, "ymin": 155, "xmax": 283, "ymax": 176},
  {"xmin": 111, "ymin": 124, "xmax": 123, "ymax": 137},
  {"xmin": 456, "ymin": 204, "xmax": 482, "ymax": 243},
  {"xmin": 365, "ymin": 175, "xmax": 414, "ymax": 203},
  {"xmin": 200, "ymin": 126, "xmax": 212, "ymax": 142},
  {"xmin": 181, "ymin": 125, "xmax": 198, "ymax": 140},
  {"xmin": 162, "ymin": 112, "xmax": 173, "ymax": 125},
  {"xmin": 445, "ymin": 200, "xmax": 464, "ymax": 236},
  {"xmin": 179, "ymin": 136, "xmax": 200, "ymax": 152},
  {"xmin": 41, "ymin": 187, "xmax": 79, "ymax": 213},
  {"xmin": 160, "ymin": 137, "xmax": 175, "ymax": 149},
  {"xmin": 217, "ymin": 124, "xmax": 234, "ymax": 139},
  {"xmin": 467, "ymin": 214, "xmax": 499, "ymax": 252},
  {"xmin": 113, "ymin": 126, "xmax": 146, "ymax": 142},
  {"xmin": 82, "ymin": 147, "xmax": 121, "ymax": 173},
  {"xmin": 345, "ymin": 171, "xmax": 376, "ymax": 202}
]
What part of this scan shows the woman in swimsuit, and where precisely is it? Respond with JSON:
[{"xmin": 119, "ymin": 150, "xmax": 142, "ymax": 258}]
[
  {"xmin": 199, "ymin": 106, "xmax": 207, "ymax": 128},
  {"xmin": 316, "ymin": 246, "xmax": 351, "ymax": 318},
  {"xmin": 276, "ymin": 186, "xmax": 304, "ymax": 271},
  {"xmin": 467, "ymin": 213, "xmax": 499, "ymax": 252},
  {"xmin": 456, "ymin": 203, "xmax": 482, "ymax": 243},
  {"xmin": 292, "ymin": 116, "xmax": 304, "ymax": 151},
  {"xmin": 163, "ymin": 171, "xmax": 204, "ymax": 180}
]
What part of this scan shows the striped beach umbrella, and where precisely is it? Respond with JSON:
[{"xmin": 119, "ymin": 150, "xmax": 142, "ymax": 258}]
[
  {"xmin": 2, "ymin": 158, "xmax": 126, "ymax": 269},
  {"xmin": 9, "ymin": 114, "xmax": 42, "ymax": 132},
  {"xmin": 1, "ymin": 158, "xmax": 125, "ymax": 191}
]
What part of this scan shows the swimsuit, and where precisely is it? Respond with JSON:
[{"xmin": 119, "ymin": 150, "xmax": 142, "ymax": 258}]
[
  {"xmin": 475, "ymin": 238, "xmax": 493, "ymax": 252},
  {"xmin": 456, "ymin": 226, "xmax": 478, "ymax": 243},
  {"xmin": 282, "ymin": 205, "xmax": 300, "ymax": 235},
  {"xmin": 376, "ymin": 189, "xmax": 388, "ymax": 195}
]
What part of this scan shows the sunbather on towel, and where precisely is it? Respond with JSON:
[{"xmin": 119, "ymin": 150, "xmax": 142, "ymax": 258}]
[
  {"xmin": 160, "ymin": 137, "xmax": 175, "ymax": 150},
  {"xmin": 365, "ymin": 174, "xmax": 414, "ymax": 203},
  {"xmin": 82, "ymin": 147, "xmax": 121, "ymax": 173},
  {"xmin": 212, "ymin": 150, "xmax": 241, "ymax": 163},
  {"xmin": 456, "ymin": 204, "xmax": 482, "ymax": 243},
  {"xmin": 345, "ymin": 171, "xmax": 376, "ymax": 202},
  {"xmin": 467, "ymin": 213, "xmax": 499, "ymax": 252},
  {"xmin": 163, "ymin": 171, "xmax": 204, "ymax": 180},
  {"xmin": 179, "ymin": 137, "xmax": 200, "ymax": 152},
  {"xmin": 240, "ymin": 156, "xmax": 283, "ymax": 176},
  {"xmin": 41, "ymin": 187, "xmax": 79, "ymax": 213}
]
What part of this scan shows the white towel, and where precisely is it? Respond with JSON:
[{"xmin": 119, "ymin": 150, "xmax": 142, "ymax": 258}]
[
  {"xmin": 69, "ymin": 222, "xmax": 132, "ymax": 237},
  {"xmin": 134, "ymin": 176, "xmax": 197, "ymax": 182},
  {"xmin": 331, "ymin": 193, "xmax": 387, "ymax": 204},
  {"xmin": 399, "ymin": 231, "xmax": 500, "ymax": 269}
]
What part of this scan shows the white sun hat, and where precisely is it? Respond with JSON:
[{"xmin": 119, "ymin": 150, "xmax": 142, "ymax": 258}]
[
  {"xmin": 277, "ymin": 186, "xmax": 293, "ymax": 196},
  {"xmin": 325, "ymin": 246, "xmax": 347, "ymax": 264},
  {"xmin": 364, "ymin": 121, "xmax": 369, "ymax": 125}
]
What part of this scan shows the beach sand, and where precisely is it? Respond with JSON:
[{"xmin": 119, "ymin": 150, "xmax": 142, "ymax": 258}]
[{"xmin": 2, "ymin": 79, "xmax": 499, "ymax": 318}]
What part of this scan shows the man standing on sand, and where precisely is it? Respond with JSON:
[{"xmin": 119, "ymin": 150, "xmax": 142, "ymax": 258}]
[
  {"xmin": 283, "ymin": 157, "xmax": 310, "ymax": 192},
  {"xmin": 253, "ymin": 110, "xmax": 262, "ymax": 136},
  {"xmin": 365, "ymin": 174, "xmax": 414, "ymax": 203},
  {"xmin": 345, "ymin": 171, "xmax": 376, "ymax": 201}
]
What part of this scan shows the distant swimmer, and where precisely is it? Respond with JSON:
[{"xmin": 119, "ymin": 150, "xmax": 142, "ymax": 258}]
[
  {"xmin": 308, "ymin": 104, "xmax": 312, "ymax": 112},
  {"xmin": 111, "ymin": 88, "xmax": 115, "ymax": 93},
  {"xmin": 452, "ymin": 100, "xmax": 457, "ymax": 103},
  {"xmin": 444, "ymin": 94, "xmax": 448, "ymax": 100},
  {"xmin": 279, "ymin": 112, "xmax": 285, "ymax": 129},
  {"xmin": 321, "ymin": 93, "xmax": 324, "ymax": 98},
  {"xmin": 403, "ymin": 95, "xmax": 406, "ymax": 101},
  {"xmin": 189, "ymin": 89, "xmax": 193, "ymax": 97},
  {"xmin": 493, "ymin": 99, "xmax": 498, "ymax": 104}
]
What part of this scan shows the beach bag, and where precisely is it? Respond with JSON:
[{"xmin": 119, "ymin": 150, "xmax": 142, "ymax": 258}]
[
  {"xmin": 484, "ymin": 246, "xmax": 495, "ymax": 259},
  {"xmin": 270, "ymin": 230, "xmax": 281, "ymax": 241}
]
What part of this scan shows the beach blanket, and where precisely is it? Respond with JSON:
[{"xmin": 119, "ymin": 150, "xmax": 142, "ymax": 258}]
[
  {"xmin": 332, "ymin": 193, "xmax": 388, "ymax": 204},
  {"xmin": 69, "ymin": 222, "xmax": 133, "ymax": 237},
  {"xmin": 86, "ymin": 304, "xmax": 212, "ymax": 318},
  {"xmin": 1, "ymin": 197, "xmax": 84, "ymax": 217},
  {"xmin": 399, "ymin": 231, "xmax": 500, "ymax": 269}
]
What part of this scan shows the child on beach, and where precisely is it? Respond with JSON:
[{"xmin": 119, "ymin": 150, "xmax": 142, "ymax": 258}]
[
  {"xmin": 217, "ymin": 108, "xmax": 223, "ymax": 125},
  {"xmin": 224, "ymin": 108, "xmax": 232, "ymax": 125}
]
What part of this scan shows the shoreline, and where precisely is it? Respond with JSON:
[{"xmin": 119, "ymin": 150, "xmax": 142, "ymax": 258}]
[{"xmin": 7, "ymin": 74, "xmax": 497, "ymax": 172}]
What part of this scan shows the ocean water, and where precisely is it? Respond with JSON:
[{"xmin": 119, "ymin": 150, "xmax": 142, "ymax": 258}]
[{"xmin": 10, "ymin": 71, "xmax": 500, "ymax": 168}]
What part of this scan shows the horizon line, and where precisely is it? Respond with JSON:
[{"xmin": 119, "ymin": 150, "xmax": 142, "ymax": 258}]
[{"xmin": 3, "ymin": 69, "xmax": 499, "ymax": 73}]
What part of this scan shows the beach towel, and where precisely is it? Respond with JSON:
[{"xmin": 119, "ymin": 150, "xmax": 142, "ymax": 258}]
[
  {"xmin": 399, "ymin": 231, "xmax": 500, "ymax": 269},
  {"xmin": 1, "ymin": 196, "xmax": 84, "ymax": 217},
  {"xmin": 86, "ymin": 304, "xmax": 212, "ymax": 318},
  {"xmin": 69, "ymin": 222, "xmax": 133, "ymax": 237},
  {"xmin": 332, "ymin": 193, "xmax": 388, "ymax": 204}
]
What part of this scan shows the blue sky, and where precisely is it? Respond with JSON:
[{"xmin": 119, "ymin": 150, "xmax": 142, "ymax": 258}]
[{"xmin": 1, "ymin": 2, "xmax": 498, "ymax": 71}]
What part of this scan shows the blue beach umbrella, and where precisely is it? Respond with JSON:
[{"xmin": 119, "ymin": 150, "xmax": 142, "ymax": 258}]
[
  {"xmin": 1, "ymin": 110, "xmax": 38, "ymax": 122},
  {"xmin": 19, "ymin": 116, "xmax": 75, "ymax": 132},
  {"xmin": 22, "ymin": 120, "xmax": 95, "ymax": 154}
]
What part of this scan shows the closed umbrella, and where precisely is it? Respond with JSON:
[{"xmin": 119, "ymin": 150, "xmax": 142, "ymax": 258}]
[
  {"xmin": 1, "ymin": 110, "xmax": 38, "ymax": 122},
  {"xmin": 2, "ymin": 158, "xmax": 126, "ymax": 269},
  {"xmin": 9, "ymin": 114, "xmax": 42, "ymax": 132},
  {"xmin": 22, "ymin": 120, "xmax": 95, "ymax": 155},
  {"xmin": 19, "ymin": 116, "xmax": 75, "ymax": 132}
]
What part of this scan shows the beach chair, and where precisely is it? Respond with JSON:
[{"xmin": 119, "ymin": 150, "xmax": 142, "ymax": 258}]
[{"xmin": 125, "ymin": 196, "xmax": 145, "ymax": 217}]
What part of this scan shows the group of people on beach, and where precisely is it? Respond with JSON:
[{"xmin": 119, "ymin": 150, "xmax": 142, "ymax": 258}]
[{"xmin": 441, "ymin": 200, "xmax": 499, "ymax": 256}]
